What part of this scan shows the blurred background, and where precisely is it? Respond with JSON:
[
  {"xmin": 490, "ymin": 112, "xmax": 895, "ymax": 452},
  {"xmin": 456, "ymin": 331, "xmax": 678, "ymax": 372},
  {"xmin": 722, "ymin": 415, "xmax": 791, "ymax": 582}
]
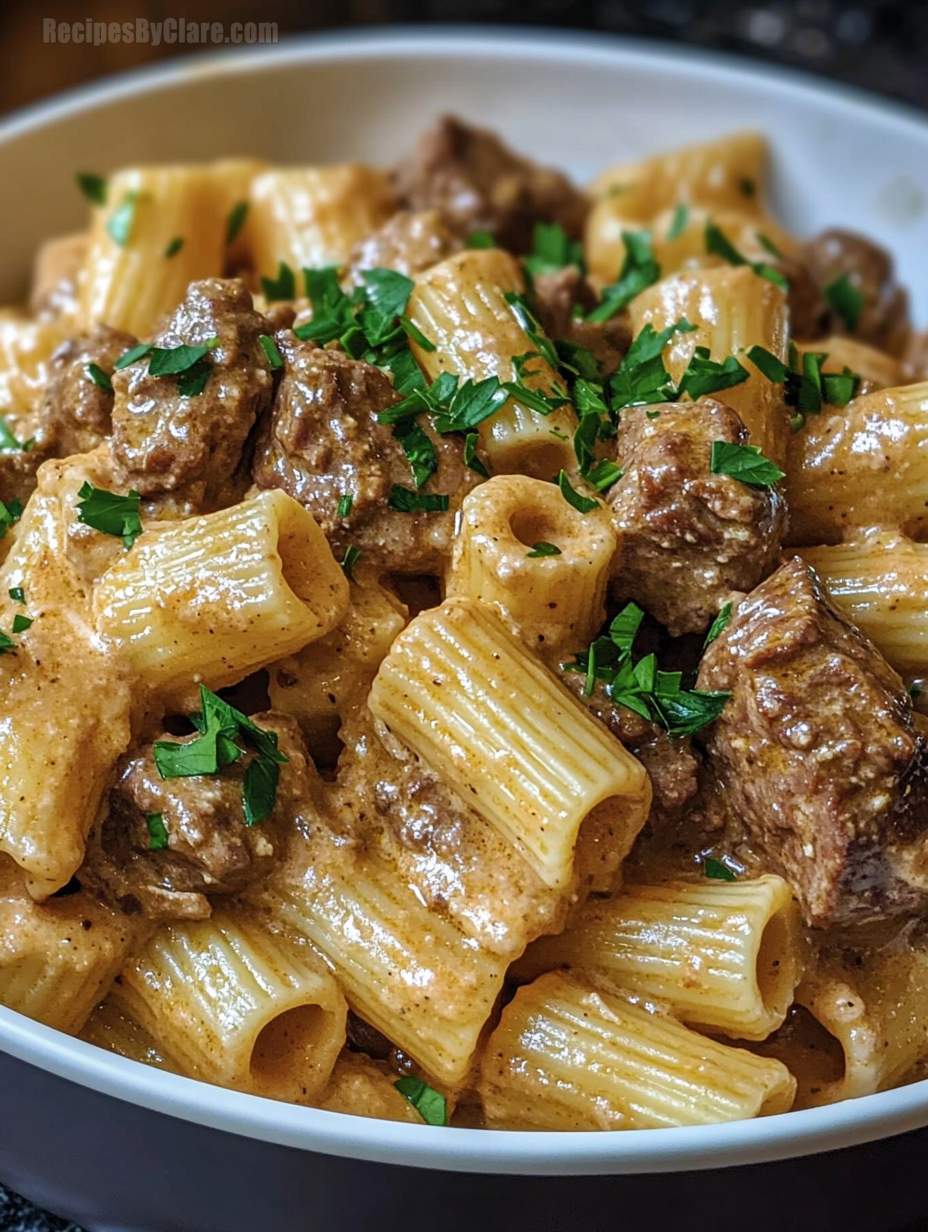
[{"xmin": 5, "ymin": 0, "xmax": 928, "ymax": 117}]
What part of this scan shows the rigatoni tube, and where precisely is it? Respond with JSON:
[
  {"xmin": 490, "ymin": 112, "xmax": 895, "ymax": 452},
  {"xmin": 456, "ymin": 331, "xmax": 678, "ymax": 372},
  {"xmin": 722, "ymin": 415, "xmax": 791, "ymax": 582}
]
[
  {"xmin": 515, "ymin": 875, "xmax": 804, "ymax": 1040},
  {"xmin": 93, "ymin": 489, "xmax": 349, "ymax": 702},
  {"xmin": 479, "ymin": 971, "xmax": 796, "ymax": 1130},
  {"xmin": 368, "ymin": 597, "xmax": 651, "ymax": 891},
  {"xmin": 116, "ymin": 911, "xmax": 347, "ymax": 1103},
  {"xmin": 406, "ymin": 248, "xmax": 578, "ymax": 477},
  {"xmin": 447, "ymin": 475, "xmax": 618, "ymax": 655},
  {"xmin": 630, "ymin": 265, "xmax": 790, "ymax": 471}
]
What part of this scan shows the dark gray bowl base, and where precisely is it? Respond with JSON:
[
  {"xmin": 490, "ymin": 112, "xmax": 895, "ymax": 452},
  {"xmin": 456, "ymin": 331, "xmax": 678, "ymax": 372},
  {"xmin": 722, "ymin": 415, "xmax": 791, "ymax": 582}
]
[{"xmin": 3, "ymin": 1050, "xmax": 928, "ymax": 1232}]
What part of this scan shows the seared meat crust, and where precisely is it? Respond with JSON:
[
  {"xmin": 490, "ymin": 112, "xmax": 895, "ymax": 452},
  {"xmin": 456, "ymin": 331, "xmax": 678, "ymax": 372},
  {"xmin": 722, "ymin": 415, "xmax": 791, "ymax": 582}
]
[{"xmin": 801, "ymin": 228, "xmax": 910, "ymax": 356}]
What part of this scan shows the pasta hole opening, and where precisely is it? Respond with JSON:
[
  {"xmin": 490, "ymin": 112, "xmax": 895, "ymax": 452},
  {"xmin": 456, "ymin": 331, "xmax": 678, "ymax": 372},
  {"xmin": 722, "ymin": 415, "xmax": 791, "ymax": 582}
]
[
  {"xmin": 755, "ymin": 905, "xmax": 800, "ymax": 1023},
  {"xmin": 750, "ymin": 1005, "xmax": 845, "ymax": 1111},
  {"xmin": 509, "ymin": 509, "xmax": 562, "ymax": 552},
  {"xmin": 250, "ymin": 1003, "xmax": 331, "ymax": 1098},
  {"xmin": 275, "ymin": 519, "xmax": 322, "ymax": 608}
]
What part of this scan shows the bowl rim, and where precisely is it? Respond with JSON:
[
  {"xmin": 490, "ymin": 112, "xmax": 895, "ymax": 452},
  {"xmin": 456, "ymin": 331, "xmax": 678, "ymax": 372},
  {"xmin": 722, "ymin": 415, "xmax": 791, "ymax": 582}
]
[{"xmin": 2, "ymin": 25, "xmax": 928, "ymax": 1176}]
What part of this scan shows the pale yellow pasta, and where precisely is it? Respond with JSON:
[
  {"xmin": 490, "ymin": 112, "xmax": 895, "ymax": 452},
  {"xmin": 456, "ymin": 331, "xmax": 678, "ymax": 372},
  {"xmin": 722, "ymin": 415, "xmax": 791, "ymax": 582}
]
[
  {"xmin": 249, "ymin": 165, "xmax": 397, "ymax": 279},
  {"xmin": 0, "ymin": 451, "xmax": 132, "ymax": 897},
  {"xmin": 267, "ymin": 561, "xmax": 408, "ymax": 751},
  {"xmin": 479, "ymin": 971, "xmax": 796, "ymax": 1130},
  {"xmin": 116, "ymin": 910, "xmax": 347, "ymax": 1103},
  {"xmin": 316, "ymin": 1053, "xmax": 423, "ymax": 1123},
  {"xmin": 447, "ymin": 474, "xmax": 618, "ymax": 654},
  {"xmin": 93, "ymin": 489, "xmax": 349, "ymax": 704},
  {"xmin": 589, "ymin": 131, "xmax": 769, "ymax": 214},
  {"xmin": 406, "ymin": 248, "xmax": 578, "ymax": 477},
  {"xmin": 80, "ymin": 166, "xmax": 227, "ymax": 338},
  {"xmin": 794, "ymin": 335, "xmax": 902, "ymax": 393},
  {"xmin": 0, "ymin": 860, "xmax": 141, "ymax": 1035},
  {"xmin": 80, "ymin": 995, "xmax": 180, "ymax": 1072},
  {"xmin": 0, "ymin": 314, "xmax": 70, "ymax": 433},
  {"xmin": 368, "ymin": 597, "xmax": 651, "ymax": 891},
  {"xmin": 261, "ymin": 844, "xmax": 509, "ymax": 1087},
  {"xmin": 630, "ymin": 265, "xmax": 790, "ymax": 469},
  {"xmin": 29, "ymin": 232, "xmax": 87, "ymax": 320},
  {"xmin": 207, "ymin": 157, "xmax": 268, "ymax": 269},
  {"xmin": 793, "ymin": 943, "xmax": 928, "ymax": 1105},
  {"xmin": 514, "ymin": 875, "xmax": 804, "ymax": 1041},
  {"xmin": 801, "ymin": 532, "xmax": 928, "ymax": 675},
  {"xmin": 786, "ymin": 382, "xmax": 928, "ymax": 546}
]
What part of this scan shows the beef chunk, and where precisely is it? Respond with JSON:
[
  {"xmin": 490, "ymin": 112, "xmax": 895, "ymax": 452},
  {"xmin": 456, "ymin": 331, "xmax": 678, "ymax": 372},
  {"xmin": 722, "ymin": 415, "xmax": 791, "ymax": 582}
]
[
  {"xmin": 607, "ymin": 399, "xmax": 786, "ymax": 636},
  {"xmin": 532, "ymin": 266, "xmax": 630, "ymax": 377},
  {"xmin": 346, "ymin": 209, "xmax": 460, "ymax": 282},
  {"xmin": 697, "ymin": 557, "xmax": 928, "ymax": 928},
  {"xmin": 111, "ymin": 278, "xmax": 275, "ymax": 515},
  {"xmin": 394, "ymin": 115, "xmax": 588, "ymax": 254},
  {"xmin": 801, "ymin": 229, "xmax": 910, "ymax": 356},
  {"xmin": 81, "ymin": 713, "xmax": 312, "ymax": 920},
  {"xmin": 252, "ymin": 335, "xmax": 482, "ymax": 573}
]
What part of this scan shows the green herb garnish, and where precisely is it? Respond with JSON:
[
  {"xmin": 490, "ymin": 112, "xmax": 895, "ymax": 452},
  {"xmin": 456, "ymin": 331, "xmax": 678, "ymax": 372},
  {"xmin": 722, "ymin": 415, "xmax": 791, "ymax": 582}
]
[
  {"xmin": 85, "ymin": 363, "xmax": 113, "ymax": 393},
  {"xmin": 388, "ymin": 485, "xmax": 449, "ymax": 513},
  {"xmin": 11, "ymin": 614, "xmax": 31, "ymax": 634},
  {"xmin": 466, "ymin": 230, "xmax": 495, "ymax": 249},
  {"xmin": 666, "ymin": 203, "xmax": 690, "ymax": 241},
  {"xmin": 824, "ymin": 273, "xmax": 864, "ymax": 333},
  {"xmin": 337, "ymin": 492, "xmax": 354, "ymax": 518},
  {"xmin": 705, "ymin": 219, "xmax": 787, "ymax": 290},
  {"xmin": 225, "ymin": 201, "xmax": 249, "ymax": 246},
  {"xmin": 704, "ymin": 602, "xmax": 733, "ymax": 648},
  {"xmin": 106, "ymin": 190, "xmax": 141, "ymax": 247},
  {"xmin": 676, "ymin": 348, "xmax": 750, "ymax": 401},
  {"xmin": 163, "ymin": 236, "xmax": 185, "ymax": 259},
  {"xmin": 557, "ymin": 470, "xmax": 599, "ymax": 514},
  {"xmin": 524, "ymin": 221, "xmax": 584, "ymax": 277},
  {"xmin": 587, "ymin": 229, "xmax": 661, "ymax": 323},
  {"xmin": 340, "ymin": 545, "xmax": 361, "ymax": 580},
  {"xmin": 704, "ymin": 856, "xmax": 737, "ymax": 881},
  {"xmin": 393, "ymin": 1077, "xmax": 449, "ymax": 1127},
  {"xmin": 463, "ymin": 431, "xmax": 490, "ymax": 479},
  {"xmin": 75, "ymin": 483, "xmax": 143, "ymax": 549},
  {"xmin": 526, "ymin": 541, "xmax": 561, "ymax": 558},
  {"xmin": 146, "ymin": 812, "xmax": 169, "ymax": 851},
  {"xmin": 710, "ymin": 441, "xmax": 785, "ymax": 488},
  {"xmin": 259, "ymin": 334, "xmax": 284, "ymax": 370},
  {"xmin": 8, "ymin": 587, "xmax": 24, "ymax": 604},
  {"xmin": 0, "ymin": 500, "xmax": 23, "ymax": 540},
  {"xmin": 261, "ymin": 261, "xmax": 296, "ymax": 303},
  {"xmin": 77, "ymin": 172, "xmax": 107, "ymax": 206}
]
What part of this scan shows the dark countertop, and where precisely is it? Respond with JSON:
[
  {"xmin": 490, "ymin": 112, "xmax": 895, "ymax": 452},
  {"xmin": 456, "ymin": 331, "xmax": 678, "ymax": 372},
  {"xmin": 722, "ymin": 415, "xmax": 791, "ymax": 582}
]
[{"xmin": 4, "ymin": 2, "xmax": 928, "ymax": 1228}]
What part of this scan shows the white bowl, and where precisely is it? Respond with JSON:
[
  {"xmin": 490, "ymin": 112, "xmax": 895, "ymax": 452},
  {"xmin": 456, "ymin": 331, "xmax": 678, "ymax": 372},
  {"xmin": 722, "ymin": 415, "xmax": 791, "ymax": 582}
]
[{"xmin": 2, "ymin": 28, "xmax": 928, "ymax": 1232}]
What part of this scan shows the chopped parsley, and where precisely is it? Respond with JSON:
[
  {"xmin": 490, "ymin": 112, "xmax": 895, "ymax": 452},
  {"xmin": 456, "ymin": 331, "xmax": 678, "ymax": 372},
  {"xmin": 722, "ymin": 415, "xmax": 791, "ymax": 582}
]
[
  {"xmin": 146, "ymin": 812, "xmax": 169, "ymax": 851},
  {"xmin": 0, "ymin": 416, "xmax": 30, "ymax": 453},
  {"xmin": 0, "ymin": 630, "xmax": 16, "ymax": 654},
  {"xmin": 524, "ymin": 221, "xmax": 584, "ymax": 278},
  {"xmin": 704, "ymin": 602, "xmax": 733, "ymax": 648},
  {"xmin": 261, "ymin": 261, "xmax": 296, "ymax": 303},
  {"xmin": 75, "ymin": 483, "xmax": 143, "ymax": 549},
  {"xmin": 400, "ymin": 317, "xmax": 436, "ymax": 351},
  {"xmin": 225, "ymin": 200, "xmax": 249, "ymax": 246},
  {"xmin": 116, "ymin": 339, "xmax": 219, "ymax": 399},
  {"xmin": 676, "ymin": 348, "xmax": 749, "ymax": 401},
  {"xmin": 666, "ymin": 203, "xmax": 689, "ymax": 242},
  {"xmin": 394, "ymin": 1077, "xmax": 449, "ymax": 1127},
  {"xmin": 463, "ymin": 431, "xmax": 490, "ymax": 479},
  {"xmin": 163, "ymin": 236, "xmax": 185, "ymax": 259},
  {"xmin": 710, "ymin": 441, "xmax": 785, "ymax": 488},
  {"xmin": 336, "ymin": 492, "xmax": 354, "ymax": 518},
  {"xmin": 360, "ymin": 269, "xmax": 416, "ymax": 344},
  {"xmin": 747, "ymin": 343, "xmax": 860, "ymax": 428},
  {"xmin": 8, "ymin": 587, "xmax": 24, "ymax": 604},
  {"xmin": 0, "ymin": 500, "xmax": 23, "ymax": 539},
  {"xmin": 705, "ymin": 219, "xmax": 787, "ymax": 290},
  {"xmin": 557, "ymin": 469, "xmax": 600, "ymax": 514},
  {"xmin": 259, "ymin": 334, "xmax": 284, "ymax": 370},
  {"xmin": 11, "ymin": 614, "xmax": 31, "ymax": 634},
  {"xmin": 610, "ymin": 319, "xmax": 696, "ymax": 410},
  {"xmin": 114, "ymin": 341, "xmax": 155, "ymax": 371},
  {"xmin": 388, "ymin": 485, "xmax": 449, "ymax": 513},
  {"xmin": 76, "ymin": 172, "xmax": 107, "ymax": 206},
  {"xmin": 526, "ymin": 541, "xmax": 561, "ymax": 558},
  {"xmin": 704, "ymin": 856, "xmax": 737, "ymax": 882},
  {"xmin": 393, "ymin": 417, "xmax": 438, "ymax": 489},
  {"xmin": 466, "ymin": 230, "xmax": 495, "ymax": 249},
  {"xmin": 340, "ymin": 545, "xmax": 361, "ymax": 580},
  {"xmin": 587, "ymin": 229, "xmax": 661, "ymax": 323},
  {"xmin": 85, "ymin": 362, "xmax": 113, "ymax": 393},
  {"xmin": 567, "ymin": 601, "xmax": 730, "ymax": 738},
  {"xmin": 757, "ymin": 233, "xmax": 782, "ymax": 259},
  {"xmin": 153, "ymin": 685, "xmax": 289, "ymax": 826},
  {"xmin": 824, "ymin": 273, "xmax": 864, "ymax": 332},
  {"xmin": 106, "ymin": 190, "xmax": 142, "ymax": 247}
]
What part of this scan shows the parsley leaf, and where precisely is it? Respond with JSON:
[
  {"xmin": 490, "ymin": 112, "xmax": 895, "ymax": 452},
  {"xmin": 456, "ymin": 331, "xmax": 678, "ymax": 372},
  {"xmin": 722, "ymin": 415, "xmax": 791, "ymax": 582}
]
[
  {"xmin": 75, "ymin": 482, "xmax": 143, "ymax": 549},
  {"xmin": 11, "ymin": 614, "xmax": 31, "ymax": 634},
  {"xmin": 388, "ymin": 485, "xmax": 449, "ymax": 513},
  {"xmin": 106, "ymin": 190, "xmax": 141, "ymax": 247},
  {"xmin": 757, "ymin": 233, "xmax": 782, "ymax": 259},
  {"xmin": 225, "ymin": 200, "xmax": 249, "ymax": 246},
  {"xmin": 705, "ymin": 220, "xmax": 788, "ymax": 290},
  {"xmin": 609, "ymin": 602, "xmax": 644, "ymax": 653},
  {"xmin": 0, "ymin": 630, "xmax": 16, "ymax": 655},
  {"xmin": 8, "ymin": 587, "xmax": 24, "ymax": 604},
  {"xmin": 77, "ymin": 172, "xmax": 107, "ymax": 205},
  {"xmin": 261, "ymin": 261, "xmax": 296, "ymax": 302},
  {"xmin": 176, "ymin": 362, "xmax": 212, "ymax": 399},
  {"xmin": 524, "ymin": 221, "xmax": 584, "ymax": 277},
  {"xmin": 340, "ymin": 544, "xmax": 361, "ymax": 580},
  {"xmin": 0, "ymin": 417, "xmax": 30, "ymax": 453},
  {"xmin": 432, "ymin": 377, "xmax": 509, "ymax": 434},
  {"xmin": 114, "ymin": 342, "xmax": 154, "ymax": 371},
  {"xmin": 587, "ymin": 229, "xmax": 661, "ymax": 323},
  {"xmin": 337, "ymin": 492, "xmax": 354, "ymax": 518},
  {"xmin": 147, "ymin": 340, "xmax": 219, "ymax": 377},
  {"xmin": 587, "ymin": 459, "xmax": 622, "ymax": 492},
  {"xmin": 400, "ymin": 317, "xmax": 436, "ymax": 351},
  {"xmin": 666, "ymin": 203, "xmax": 689, "ymax": 242},
  {"xmin": 259, "ymin": 334, "xmax": 284, "ymax": 370},
  {"xmin": 747, "ymin": 344, "xmax": 860, "ymax": 427},
  {"xmin": 466, "ymin": 230, "xmax": 495, "ymax": 249},
  {"xmin": 393, "ymin": 417, "xmax": 438, "ymax": 489},
  {"xmin": 360, "ymin": 268, "xmax": 415, "ymax": 345},
  {"xmin": 0, "ymin": 499, "xmax": 23, "ymax": 539},
  {"xmin": 464, "ymin": 432, "xmax": 490, "ymax": 479},
  {"xmin": 394, "ymin": 1077, "xmax": 449, "ymax": 1127},
  {"xmin": 704, "ymin": 856, "xmax": 737, "ymax": 882},
  {"xmin": 609, "ymin": 319, "xmax": 696, "ymax": 411},
  {"xmin": 146, "ymin": 813, "xmax": 169, "ymax": 851},
  {"xmin": 85, "ymin": 363, "xmax": 113, "ymax": 393},
  {"xmin": 557, "ymin": 470, "xmax": 599, "ymax": 514},
  {"xmin": 526, "ymin": 541, "xmax": 561, "ymax": 558},
  {"xmin": 163, "ymin": 236, "xmax": 184, "ymax": 259},
  {"xmin": 704, "ymin": 602, "xmax": 733, "ymax": 648},
  {"xmin": 710, "ymin": 441, "xmax": 785, "ymax": 488},
  {"xmin": 824, "ymin": 273, "xmax": 864, "ymax": 332},
  {"xmin": 676, "ymin": 348, "xmax": 750, "ymax": 401}
]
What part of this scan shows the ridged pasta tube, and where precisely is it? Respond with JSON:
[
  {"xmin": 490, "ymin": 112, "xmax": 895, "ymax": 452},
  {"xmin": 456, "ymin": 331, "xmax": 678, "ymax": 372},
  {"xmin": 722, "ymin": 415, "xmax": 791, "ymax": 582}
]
[
  {"xmin": 479, "ymin": 971, "xmax": 796, "ymax": 1130},
  {"xmin": 630, "ymin": 265, "xmax": 790, "ymax": 470},
  {"xmin": 514, "ymin": 875, "xmax": 805, "ymax": 1040},
  {"xmin": 801, "ymin": 532, "xmax": 928, "ymax": 675},
  {"xmin": 116, "ymin": 910, "xmax": 347, "ymax": 1103},
  {"xmin": 0, "ymin": 314, "xmax": 70, "ymax": 429},
  {"xmin": 249, "ymin": 165, "xmax": 397, "ymax": 277},
  {"xmin": 786, "ymin": 383, "xmax": 928, "ymax": 546},
  {"xmin": 368, "ymin": 597, "xmax": 651, "ymax": 890},
  {"xmin": 406, "ymin": 248, "xmax": 578, "ymax": 477},
  {"xmin": 80, "ymin": 994, "xmax": 180, "ymax": 1072},
  {"xmin": 793, "ymin": 335, "xmax": 902, "ymax": 394},
  {"xmin": 93, "ymin": 489, "xmax": 349, "ymax": 703},
  {"xmin": 80, "ymin": 166, "xmax": 227, "ymax": 338},
  {"xmin": 447, "ymin": 475, "xmax": 618, "ymax": 654}
]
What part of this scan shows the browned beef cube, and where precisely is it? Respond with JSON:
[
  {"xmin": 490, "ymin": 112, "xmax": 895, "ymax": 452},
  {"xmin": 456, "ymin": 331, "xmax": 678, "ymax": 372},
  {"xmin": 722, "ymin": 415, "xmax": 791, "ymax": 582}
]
[
  {"xmin": 532, "ymin": 265, "xmax": 630, "ymax": 377},
  {"xmin": 802, "ymin": 228, "xmax": 910, "ymax": 357},
  {"xmin": 345, "ymin": 209, "xmax": 460, "ymax": 283},
  {"xmin": 697, "ymin": 557, "xmax": 928, "ymax": 928}
]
